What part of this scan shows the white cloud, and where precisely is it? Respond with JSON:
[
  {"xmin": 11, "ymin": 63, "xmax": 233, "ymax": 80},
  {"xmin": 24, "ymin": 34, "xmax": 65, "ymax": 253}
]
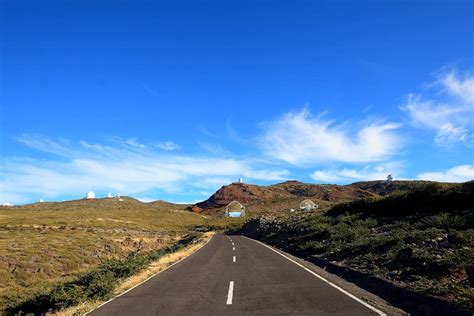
[
  {"xmin": 17, "ymin": 134, "xmax": 76, "ymax": 157},
  {"xmin": 0, "ymin": 135, "xmax": 289, "ymax": 204},
  {"xmin": 243, "ymin": 169, "xmax": 290, "ymax": 181},
  {"xmin": 441, "ymin": 72, "xmax": 474, "ymax": 104},
  {"xmin": 310, "ymin": 163, "xmax": 402, "ymax": 183},
  {"xmin": 198, "ymin": 126, "xmax": 219, "ymax": 138},
  {"xmin": 259, "ymin": 108, "xmax": 402, "ymax": 166},
  {"xmin": 401, "ymin": 71, "xmax": 474, "ymax": 143},
  {"xmin": 199, "ymin": 142, "xmax": 233, "ymax": 156},
  {"xmin": 417, "ymin": 165, "xmax": 474, "ymax": 182},
  {"xmin": 155, "ymin": 141, "xmax": 182, "ymax": 151}
]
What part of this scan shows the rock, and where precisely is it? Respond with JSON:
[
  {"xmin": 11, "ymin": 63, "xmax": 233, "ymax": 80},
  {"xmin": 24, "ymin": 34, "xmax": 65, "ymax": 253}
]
[
  {"xmin": 387, "ymin": 271, "xmax": 399, "ymax": 279},
  {"xmin": 190, "ymin": 206, "xmax": 202, "ymax": 213},
  {"xmin": 396, "ymin": 247, "xmax": 413, "ymax": 262},
  {"xmin": 465, "ymin": 264, "xmax": 474, "ymax": 286},
  {"xmin": 437, "ymin": 240, "xmax": 449, "ymax": 249}
]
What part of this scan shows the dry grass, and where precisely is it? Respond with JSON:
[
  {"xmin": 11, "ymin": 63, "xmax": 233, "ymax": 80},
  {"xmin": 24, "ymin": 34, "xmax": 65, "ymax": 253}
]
[
  {"xmin": 52, "ymin": 232, "xmax": 215, "ymax": 316},
  {"xmin": 0, "ymin": 197, "xmax": 206, "ymax": 309},
  {"xmin": 113, "ymin": 231, "xmax": 214, "ymax": 295}
]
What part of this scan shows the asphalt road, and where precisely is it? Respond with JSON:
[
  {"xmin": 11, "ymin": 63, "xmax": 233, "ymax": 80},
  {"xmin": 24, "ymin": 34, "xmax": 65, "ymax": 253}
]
[{"xmin": 89, "ymin": 235, "xmax": 384, "ymax": 316}]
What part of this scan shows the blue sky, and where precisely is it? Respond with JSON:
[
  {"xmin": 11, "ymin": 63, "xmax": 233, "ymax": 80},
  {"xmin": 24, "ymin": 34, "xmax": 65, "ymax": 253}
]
[{"xmin": 1, "ymin": 0, "xmax": 473, "ymax": 204}]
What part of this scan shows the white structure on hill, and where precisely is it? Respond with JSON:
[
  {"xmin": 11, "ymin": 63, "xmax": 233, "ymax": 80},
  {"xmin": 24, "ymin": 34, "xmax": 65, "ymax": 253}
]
[
  {"xmin": 39, "ymin": 199, "xmax": 44, "ymax": 203},
  {"xmin": 225, "ymin": 200, "xmax": 246, "ymax": 217},
  {"xmin": 86, "ymin": 191, "xmax": 96, "ymax": 199},
  {"xmin": 239, "ymin": 178, "xmax": 243, "ymax": 184},
  {"xmin": 300, "ymin": 199, "xmax": 318, "ymax": 211},
  {"xmin": 108, "ymin": 192, "xmax": 113, "ymax": 198}
]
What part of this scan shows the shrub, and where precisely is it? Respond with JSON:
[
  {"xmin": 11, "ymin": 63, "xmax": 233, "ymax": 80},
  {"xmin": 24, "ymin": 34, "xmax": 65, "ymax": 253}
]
[{"xmin": 7, "ymin": 233, "xmax": 200, "ymax": 315}]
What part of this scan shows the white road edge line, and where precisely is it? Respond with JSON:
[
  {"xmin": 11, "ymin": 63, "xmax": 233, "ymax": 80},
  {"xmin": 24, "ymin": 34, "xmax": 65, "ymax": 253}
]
[
  {"xmin": 233, "ymin": 256, "xmax": 236, "ymax": 262},
  {"xmin": 226, "ymin": 281, "xmax": 234, "ymax": 305},
  {"xmin": 242, "ymin": 236, "xmax": 386, "ymax": 316},
  {"xmin": 86, "ymin": 235, "xmax": 215, "ymax": 315}
]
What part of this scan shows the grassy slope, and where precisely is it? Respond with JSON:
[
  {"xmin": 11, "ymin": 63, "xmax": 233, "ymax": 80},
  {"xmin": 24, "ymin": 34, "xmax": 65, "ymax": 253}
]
[
  {"xmin": 242, "ymin": 182, "xmax": 474, "ymax": 312},
  {"xmin": 7, "ymin": 234, "xmax": 202, "ymax": 314},
  {"xmin": 0, "ymin": 197, "xmax": 206, "ymax": 310}
]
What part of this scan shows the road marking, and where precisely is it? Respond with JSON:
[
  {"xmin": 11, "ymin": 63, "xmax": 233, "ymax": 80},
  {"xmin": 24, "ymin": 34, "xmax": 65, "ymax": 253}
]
[
  {"xmin": 242, "ymin": 236, "xmax": 387, "ymax": 316},
  {"xmin": 232, "ymin": 247, "xmax": 235, "ymax": 251},
  {"xmin": 233, "ymin": 256, "xmax": 236, "ymax": 262},
  {"xmin": 226, "ymin": 281, "xmax": 234, "ymax": 305}
]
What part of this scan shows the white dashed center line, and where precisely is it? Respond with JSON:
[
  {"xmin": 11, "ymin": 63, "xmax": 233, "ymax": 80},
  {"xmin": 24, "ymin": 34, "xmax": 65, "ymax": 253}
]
[
  {"xmin": 232, "ymin": 247, "xmax": 235, "ymax": 251},
  {"xmin": 226, "ymin": 281, "xmax": 234, "ymax": 305},
  {"xmin": 233, "ymin": 256, "xmax": 236, "ymax": 262}
]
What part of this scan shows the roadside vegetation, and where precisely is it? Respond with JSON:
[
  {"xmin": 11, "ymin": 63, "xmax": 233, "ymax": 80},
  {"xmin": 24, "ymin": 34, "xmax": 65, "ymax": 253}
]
[
  {"xmin": 242, "ymin": 181, "xmax": 474, "ymax": 312},
  {"xmin": 6, "ymin": 233, "xmax": 201, "ymax": 315},
  {"xmin": 0, "ymin": 197, "xmax": 207, "ymax": 313}
]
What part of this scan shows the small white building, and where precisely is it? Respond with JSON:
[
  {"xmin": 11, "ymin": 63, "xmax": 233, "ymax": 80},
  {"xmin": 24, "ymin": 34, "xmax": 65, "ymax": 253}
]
[
  {"xmin": 86, "ymin": 191, "xmax": 96, "ymax": 199},
  {"xmin": 225, "ymin": 200, "xmax": 245, "ymax": 217},
  {"xmin": 300, "ymin": 199, "xmax": 318, "ymax": 211},
  {"xmin": 239, "ymin": 178, "xmax": 243, "ymax": 184}
]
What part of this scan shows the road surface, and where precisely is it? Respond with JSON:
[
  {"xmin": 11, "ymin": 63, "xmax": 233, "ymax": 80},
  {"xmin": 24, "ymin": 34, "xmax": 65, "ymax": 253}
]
[{"xmin": 89, "ymin": 235, "xmax": 384, "ymax": 315}]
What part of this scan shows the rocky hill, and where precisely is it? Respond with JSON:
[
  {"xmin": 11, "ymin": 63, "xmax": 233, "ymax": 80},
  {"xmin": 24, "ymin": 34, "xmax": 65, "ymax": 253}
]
[
  {"xmin": 191, "ymin": 180, "xmax": 431, "ymax": 215},
  {"xmin": 240, "ymin": 181, "xmax": 474, "ymax": 313}
]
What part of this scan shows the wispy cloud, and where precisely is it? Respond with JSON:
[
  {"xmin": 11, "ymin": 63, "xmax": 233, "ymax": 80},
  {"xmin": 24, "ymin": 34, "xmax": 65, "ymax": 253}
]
[
  {"xmin": 227, "ymin": 119, "xmax": 253, "ymax": 144},
  {"xmin": 259, "ymin": 108, "xmax": 402, "ymax": 166},
  {"xmin": 199, "ymin": 142, "xmax": 233, "ymax": 156},
  {"xmin": 155, "ymin": 141, "xmax": 182, "ymax": 151},
  {"xmin": 417, "ymin": 165, "xmax": 474, "ymax": 182},
  {"xmin": 0, "ymin": 135, "xmax": 289, "ymax": 204},
  {"xmin": 17, "ymin": 134, "xmax": 76, "ymax": 157},
  {"xmin": 198, "ymin": 126, "xmax": 219, "ymax": 138},
  {"xmin": 243, "ymin": 169, "xmax": 290, "ymax": 181},
  {"xmin": 310, "ymin": 162, "xmax": 403, "ymax": 183},
  {"xmin": 401, "ymin": 70, "xmax": 474, "ymax": 143}
]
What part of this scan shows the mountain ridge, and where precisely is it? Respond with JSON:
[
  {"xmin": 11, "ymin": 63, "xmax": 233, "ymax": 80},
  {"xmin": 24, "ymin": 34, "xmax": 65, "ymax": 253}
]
[{"xmin": 191, "ymin": 179, "xmax": 433, "ymax": 215}]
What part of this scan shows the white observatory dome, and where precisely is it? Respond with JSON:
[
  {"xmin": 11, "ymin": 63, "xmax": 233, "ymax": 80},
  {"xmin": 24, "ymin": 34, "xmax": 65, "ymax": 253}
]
[{"xmin": 86, "ymin": 191, "xmax": 96, "ymax": 199}]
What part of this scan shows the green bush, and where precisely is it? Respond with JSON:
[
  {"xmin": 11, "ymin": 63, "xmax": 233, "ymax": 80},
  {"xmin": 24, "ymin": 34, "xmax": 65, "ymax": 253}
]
[
  {"xmin": 7, "ymin": 233, "xmax": 200, "ymax": 315},
  {"xmin": 328, "ymin": 181, "xmax": 474, "ymax": 218}
]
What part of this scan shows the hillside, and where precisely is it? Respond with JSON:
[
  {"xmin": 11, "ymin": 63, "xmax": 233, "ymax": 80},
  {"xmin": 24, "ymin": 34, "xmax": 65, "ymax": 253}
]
[
  {"xmin": 192, "ymin": 180, "xmax": 432, "ymax": 215},
  {"xmin": 2, "ymin": 180, "xmax": 470, "ymax": 313},
  {"xmin": 0, "ymin": 197, "xmax": 205, "ymax": 311},
  {"xmin": 241, "ymin": 181, "xmax": 474, "ymax": 313}
]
